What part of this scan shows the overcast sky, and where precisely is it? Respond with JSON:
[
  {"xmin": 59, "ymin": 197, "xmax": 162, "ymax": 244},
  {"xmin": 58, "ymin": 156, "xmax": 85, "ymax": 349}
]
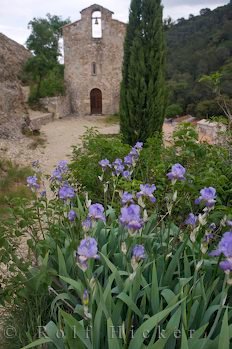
[{"xmin": 0, "ymin": 0, "xmax": 229, "ymax": 46}]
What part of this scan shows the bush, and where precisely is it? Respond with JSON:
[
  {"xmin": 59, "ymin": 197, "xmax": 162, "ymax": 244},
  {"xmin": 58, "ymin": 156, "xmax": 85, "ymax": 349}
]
[
  {"xmin": 39, "ymin": 65, "xmax": 65, "ymax": 98},
  {"xmin": 70, "ymin": 126, "xmax": 232, "ymax": 220},
  {"xmin": 1, "ymin": 142, "xmax": 232, "ymax": 348},
  {"xmin": 166, "ymin": 104, "xmax": 184, "ymax": 118},
  {"xmin": 196, "ymin": 99, "xmax": 222, "ymax": 118},
  {"xmin": 27, "ymin": 64, "xmax": 65, "ymax": 105}
]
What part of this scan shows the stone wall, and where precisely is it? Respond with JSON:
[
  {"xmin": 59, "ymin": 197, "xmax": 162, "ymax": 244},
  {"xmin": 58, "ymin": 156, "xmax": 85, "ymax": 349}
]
[
  {"xmin": 197, "ymin": 119, "xmax": 227, "ymax": 144},
  {"xmin": 63, "ymin": 4, "xmax": 126, "ymax": 116},
  {"xmin": 39, "ymin": 96, "xmax": 71, "ymax": 119}
]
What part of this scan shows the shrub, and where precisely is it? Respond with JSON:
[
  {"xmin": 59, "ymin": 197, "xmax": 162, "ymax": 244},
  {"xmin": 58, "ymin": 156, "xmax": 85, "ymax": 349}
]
[
  {"xmin": 166, "ymin": 104, "xmax": 184, "ymax": 118},
  {"xmin": 196, "ymin": 99, "xmax": 222, "ymax": 119},
  {"xmin": 70, "ymin": 126, "xmax": 232, "ymax": 220},
  {"xmin": 39, "ymin": 65, "xmax": 65, "ymax": 98}
]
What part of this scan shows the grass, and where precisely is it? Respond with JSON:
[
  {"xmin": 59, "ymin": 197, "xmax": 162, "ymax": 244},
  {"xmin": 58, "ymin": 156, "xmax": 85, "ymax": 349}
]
[
  {"xmin": 0, "ymin": 159, "xmax": 33, "ymax": 217},
  {"xmin": 104, "ymin": 114, "xmax": 120, "ymax": 125}
]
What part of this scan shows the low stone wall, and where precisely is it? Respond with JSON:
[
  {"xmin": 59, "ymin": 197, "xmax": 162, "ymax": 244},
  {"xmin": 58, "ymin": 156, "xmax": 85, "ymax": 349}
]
[
  {"xmin": 39, "ymin": 96, "xmax": 71, "ymax": 119},
  {"xmin": 197, "ymin": 119, "xmax": 227, "ymax": 144}
]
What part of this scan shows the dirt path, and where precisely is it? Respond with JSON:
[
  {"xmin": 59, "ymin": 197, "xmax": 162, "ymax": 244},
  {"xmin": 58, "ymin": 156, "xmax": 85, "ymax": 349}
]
[
  {"xmin": 0, "ymin": 115, "xmax": 119, "ymax": 175},
  {"xmin": 0, "ymin": 114, "xmax": 175, "ymax": 176},
  {"xmin": 39, "ymin": 115, "xmax": 119, "ymax": 175},
  {"xmin": 39, "ymin": 116, "xmax": 174, "ymax": 174}
]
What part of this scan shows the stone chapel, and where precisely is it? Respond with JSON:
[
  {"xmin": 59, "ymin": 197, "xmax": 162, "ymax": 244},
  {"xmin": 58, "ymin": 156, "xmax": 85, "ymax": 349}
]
[{"xmin": 62, "ymin": 4, "xmax": 126, "ymax": 115}]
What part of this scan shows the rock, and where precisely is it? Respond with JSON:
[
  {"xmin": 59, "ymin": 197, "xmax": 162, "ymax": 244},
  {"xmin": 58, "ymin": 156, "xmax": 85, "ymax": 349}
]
[{"xmin": 0, "ymin": 33, "xmax": 31, "ymax": 139}]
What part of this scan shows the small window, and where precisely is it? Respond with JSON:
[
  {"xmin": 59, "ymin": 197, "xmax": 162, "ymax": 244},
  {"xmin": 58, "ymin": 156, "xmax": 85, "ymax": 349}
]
[
  {"xmin": 92, "ymin": 11, "xmax": 102, "ymax": 38},
  {"xmin": 92, "ymin": 62, "xmax": 97, "ymax": 75}
]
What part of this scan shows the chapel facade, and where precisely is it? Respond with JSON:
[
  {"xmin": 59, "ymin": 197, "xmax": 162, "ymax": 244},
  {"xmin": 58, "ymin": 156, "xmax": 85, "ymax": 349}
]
[{"xmin": 63, "ymin": 4, "xmax": 126, "ymax": 115}]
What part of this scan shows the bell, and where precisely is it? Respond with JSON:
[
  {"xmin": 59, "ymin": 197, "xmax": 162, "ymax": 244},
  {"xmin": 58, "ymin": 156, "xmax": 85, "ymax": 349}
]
[{"xmin": 95, "ymin": 18, "xmax": 99, "ymax": 25}]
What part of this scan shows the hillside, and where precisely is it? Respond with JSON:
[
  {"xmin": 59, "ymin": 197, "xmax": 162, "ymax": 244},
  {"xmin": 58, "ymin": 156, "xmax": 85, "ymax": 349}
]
[{"xmin": 166, "ymin": 1, "xmax": 232, "ymax": 118}]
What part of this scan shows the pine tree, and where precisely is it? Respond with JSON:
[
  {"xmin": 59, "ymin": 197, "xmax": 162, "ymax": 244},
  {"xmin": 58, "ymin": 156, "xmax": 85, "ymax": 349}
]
[{"xmin": 120, "ymin": 0, "xmax": 166, "ymax": 145}]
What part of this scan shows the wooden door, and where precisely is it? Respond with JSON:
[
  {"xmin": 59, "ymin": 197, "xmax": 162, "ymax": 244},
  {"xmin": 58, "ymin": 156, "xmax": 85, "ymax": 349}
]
[{"xmin": 90, "ymin": 88, "xmax": 102, "ymax": 114}]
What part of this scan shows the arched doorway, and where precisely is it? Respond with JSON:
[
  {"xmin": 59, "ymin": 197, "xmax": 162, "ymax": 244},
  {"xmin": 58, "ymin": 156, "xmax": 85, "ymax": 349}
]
[{"xmin": 90, "ymin": 88, "xmax": 102, "ymax": 114}]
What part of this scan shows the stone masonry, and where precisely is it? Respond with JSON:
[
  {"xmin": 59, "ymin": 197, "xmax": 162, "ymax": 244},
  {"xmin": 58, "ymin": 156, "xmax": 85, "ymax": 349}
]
[{"xmin": 63, "ymin": 4, "xmax": 126, "ymax": 115}]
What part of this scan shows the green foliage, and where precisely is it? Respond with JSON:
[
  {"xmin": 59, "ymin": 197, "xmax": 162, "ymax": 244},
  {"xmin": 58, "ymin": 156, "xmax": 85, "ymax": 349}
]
[
  {"xmin": 196, "ymin": 99, "xmax": 222, "ymax": 119},
  {"xmin": 39, "ymin": 65, "xmax": 65, "ymax": 98},
  {"xmin": 166, "ymin": 103, "xmax": 183, "ymax": 118},
  {"xmin": 166, "ymin": 2, "xmax": 232, "ymax": 116},
  {"xmin": 70, "ymin": 128, "xmax": 131, "ymax": 201},
  {"xmin": 200, "ymin": 72, "xmax": 232, "ymax": 126},
  {"xmin": 23, "ymin": 14, "xmax": 69, "ymax": 102},
  {"xmin": 1, "ymin": 128, "xmax": 232, "ymax": 348},
  {"xmin": 26, "ymin": 14, "xmax": 69, "ymax": 62},
  {"xmin": 1, "ymin": 145, "xmax": 231, "ymax": 348},
  {"xmin": 120, "ymin": 0, "xmax": 166, "ymax": 144},
  {"xmin": 70, "ymin": 127, "xmax": 232, "ymax": 218}
]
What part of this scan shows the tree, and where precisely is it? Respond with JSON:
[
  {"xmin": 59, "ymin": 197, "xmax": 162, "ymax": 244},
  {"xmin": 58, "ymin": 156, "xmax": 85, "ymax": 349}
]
[
  {"xmin": 164, "ymin": 16, "xmax": 174, "ymax": 30},
  {"xmin": 24, "ymin": 14, "xmax": 70, "ymax": 101},
  {"xmin": 26, "ymin": 14, "xmax": 70, "ymax": 63},
  {"xmin": 120, "ymin": 0, "xmax": 166, "ymax": 145},
  {"xmin": 166, "ymin": 104, "xmax": 183, "ymax": 118},
  {"xmin": 200, "ymin": 72, "xmax": 232, "ymax": 127},
  {"xmin": 200, "ymin": 8, "xmax": 211, "ymax": 16},
  {"xmin": 120, "ymin": 0, "xmax": 142, "ymax": 144}
]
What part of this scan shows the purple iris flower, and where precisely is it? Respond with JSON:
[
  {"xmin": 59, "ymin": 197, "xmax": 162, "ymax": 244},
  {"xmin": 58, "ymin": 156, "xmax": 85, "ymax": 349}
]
[
  {"xmin": 185, "ymin": 213, "xmax": 198, "ymax": 226},
  {"xmin": 134, "ymin": 142, "xmax": 143, "ymax": 149},
  {"xmin": 88, "ymin": 203, "xmax": 106, "ymax": 222},
  {"xmin": 58, "ymin": 183, "xmax": 75, "ymax": 200},
  {"xmin": 227, "ymin": 220, "xmax": 232, "ymax": 228},
  {"xmin": 113, "ymin": 158, "xmax": 123, "ymax": 166},
  {"xmin": 122, "ymin": 170, "xmax": 131, "ymax": 180},
  {"xmin": 219, "ymin": 260, "xmax": 232, "ymax": 272},
  {"xmin": 195, "ymin": 187, "xmax": 217, "ymax": 207},
  {"xmin": 57, "ymin": 160, "xmax": 68, "ymax": 171},
  {"xmin": 137, "ymin": 184, "xmax": 157, "ymax": 203},
  {"xmin": 167, "ymin": 164, "xmax": 186, "ymax": 181},
  {"xmin": 120, "ymin": 204, "xmax": 144, "ymax": 232},
  {"xmin": 115, "ymin": 164, "xmax": 125, "ymax": 175},
  {"xmin": 132, "ymin": 245, "xmax": 146, "ymax": 261},
  {"xmin": 129, "ymin": 148, "xmax": 139, "ymax": 159},
  {"xmin": 124, "ymin": 155, "xmax": 133, "ymax": 166},
  {"xmin": 40, "ymin": 190, "xmax": 46, "ymax": 197},
  {"xmin": 112, "ymin": 158, "xmax": 124, "ymax": 175},
  {"xmin": 52, "ymin": 168, "xmax": 63, "ymax": 181},
  {"xmin": 27, "ymin": 175, "xmax": 40, "ymax": 190},
  {"xmin": 99, "ymin": 159, "xmax": 111, "ymax": 170},
  {"xmin": 76, "ymin": 237, "xmax": 99, "ymax": 271},
  {"xmin": 121, "ymin": 192, "xmax": 134, "ymax": 205},
  {"xmin": 52, "ymin": 160, "xmax": 68, "ymax": 181},
  {"xmin": 68, "ymin": 210, "xmax": 77, "ymax": 222},
  {"xmin": 82, "ymin": 217, "xmax": 92, "ymax": 231},
  {"xmin": 209, "ymin": 232, "xmax": 232, "ymax": 258}
]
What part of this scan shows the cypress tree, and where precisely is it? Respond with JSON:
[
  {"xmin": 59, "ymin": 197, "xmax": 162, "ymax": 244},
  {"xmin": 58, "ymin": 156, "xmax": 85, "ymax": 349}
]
[
  {"xmin": 120, "ymin": 0, "xmax": 142, "ymax": 144},
  {"xmin": 120, "ymin": 0, "xmax": 166, "ymax": 145}
]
